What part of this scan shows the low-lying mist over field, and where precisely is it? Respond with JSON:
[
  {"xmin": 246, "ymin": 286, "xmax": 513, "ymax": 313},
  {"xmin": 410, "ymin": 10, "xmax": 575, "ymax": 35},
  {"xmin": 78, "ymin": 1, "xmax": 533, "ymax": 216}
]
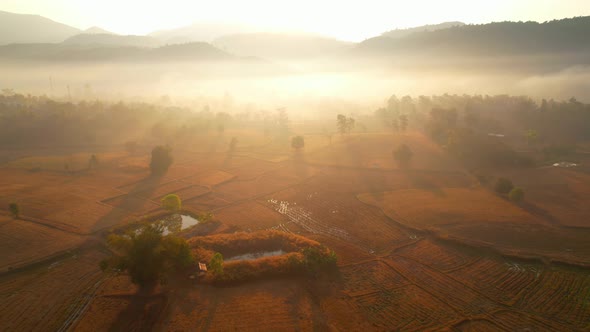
[{"xmin": 4, "ymin": 58, "xmax": 590, "ymax": 110}]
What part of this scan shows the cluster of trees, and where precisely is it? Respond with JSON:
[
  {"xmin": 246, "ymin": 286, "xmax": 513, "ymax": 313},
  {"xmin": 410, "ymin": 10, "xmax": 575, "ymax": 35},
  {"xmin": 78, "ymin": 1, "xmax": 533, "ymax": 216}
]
[
  {"xmin": 0, "ymin": 94, "xmax": 169, "ymax": 147},
  {"xmin": 494, "ymin": 177, "xmax": 525, "ymax": 202},
  {"xmin": 377, "ymin": 94, "xmax": 590, "ymax": 143},
  {"xmin": 0, "ymin": 94, "xmax": 302, "ymax": 149},
  {"xmin": 101, "ymin": 223, "xmax": 194, "ymax": 288}
]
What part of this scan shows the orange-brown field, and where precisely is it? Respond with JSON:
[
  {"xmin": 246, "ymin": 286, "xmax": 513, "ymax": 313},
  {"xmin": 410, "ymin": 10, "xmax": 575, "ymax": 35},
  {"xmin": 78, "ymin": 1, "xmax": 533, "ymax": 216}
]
[{"xmin": 1, "ymin": 131, "xmax": 590, "ymax": 331}]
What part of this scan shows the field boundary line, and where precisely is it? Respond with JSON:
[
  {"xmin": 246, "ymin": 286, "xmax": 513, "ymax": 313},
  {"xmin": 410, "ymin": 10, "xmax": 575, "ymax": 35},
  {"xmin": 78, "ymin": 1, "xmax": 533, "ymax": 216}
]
[{"xmin": 58, "ymin": 277, "xmax": 105, "ymax": 332}]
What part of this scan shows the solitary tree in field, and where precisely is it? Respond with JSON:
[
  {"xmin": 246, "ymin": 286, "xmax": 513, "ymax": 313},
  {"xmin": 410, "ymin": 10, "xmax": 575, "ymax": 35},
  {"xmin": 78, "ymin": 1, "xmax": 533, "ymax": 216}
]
[
  {"xmin": 291, "ymin": 135, "xmax": 305, "ymax": 150},
  {"xmin": 161, "ymin": 194, "xmax": 182, "ymax": 212},
  {"xmin": 337, "ymin": 114, "xmax": 355, "ymax": 135},
  {"xmin": 88, "ymin": 154, "xmax": 99, "ymax": 169},
  {"xmin": 9, "ymin": 203, "xmax": 19, "ymax": 218},
  {"xmin": 494, "ymin": 178, "xmax": 514, "ymax": 194},
  {"xmin": 393, "ymin": 144, "xmax": 413, "ymax": 167},
  {"xmin": 150, "ymin": 145, "xmax": 173, "ymax": 175},
  {"xmin": 509, "ymin": 187, "xmax": 525, "ymax": 202},
  {"xmin": 101, "ymin": 223, "xmax": 194, "ymax": 288},
  {"xmin": 209, "ymin": 252, "xmax": 224, "ymax": 276}
]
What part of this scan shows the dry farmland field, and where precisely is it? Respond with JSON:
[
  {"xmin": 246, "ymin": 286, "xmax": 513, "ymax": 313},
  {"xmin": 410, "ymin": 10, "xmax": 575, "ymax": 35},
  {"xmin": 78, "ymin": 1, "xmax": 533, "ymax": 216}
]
[{"xmin": 1, "ymin": 131, "xmax": 590, "ymax": 331}]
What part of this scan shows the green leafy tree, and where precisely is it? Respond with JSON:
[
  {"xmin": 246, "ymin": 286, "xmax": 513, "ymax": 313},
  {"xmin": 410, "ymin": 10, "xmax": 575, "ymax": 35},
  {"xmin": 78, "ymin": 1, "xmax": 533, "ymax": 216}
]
[
  {"xmin": 209, "ymin": 252, "xmax": 224, "ymax": 276},
  {"xmin": 509, "ymin": 187, "xmax": 525, "ymax": 202},
  {"xmin": 495, "ymin": 178, "xmax": 514, "ymax": 194},
  {"xmin": 302, "ymin": 247, "xmax": 337, "ymax": 275},
  {"xmin": 198, "ymin": 212, "xmax": 214, "ymax": 224},
  {"xmin": 9, "ymin": 203, "xmax": 19, "ymax": 218},
  {"xmin": 150, "ymin": 145, "xmax": 173, "ymax": 175},
  {"xmin": 161, "ymin": 194, "xmax": 181, "ymax": 211},
  {"xmin": 393, "ymin": 144, "xmax": 413, "ymax": 166},
  {"xmin": 291, "ymin": 135, "xmax": 305, "ymax": 150},
  {"xmin": 102, "ymin": 223, "xmax": 194, "ymax": 288}
]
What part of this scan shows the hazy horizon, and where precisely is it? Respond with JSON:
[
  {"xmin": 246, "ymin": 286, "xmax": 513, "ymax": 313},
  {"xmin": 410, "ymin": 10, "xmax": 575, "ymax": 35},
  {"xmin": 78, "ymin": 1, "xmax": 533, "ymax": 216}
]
[{"xmin": 3, "ymin": 0, "xmax": 590, "ymax": 41}]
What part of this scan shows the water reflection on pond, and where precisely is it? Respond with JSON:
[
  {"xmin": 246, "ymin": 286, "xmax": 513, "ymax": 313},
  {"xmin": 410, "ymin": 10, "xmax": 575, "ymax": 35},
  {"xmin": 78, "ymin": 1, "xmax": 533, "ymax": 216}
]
[{"xmin": 160, "ymin": 214, "xmax": 200, "ymax": 235}]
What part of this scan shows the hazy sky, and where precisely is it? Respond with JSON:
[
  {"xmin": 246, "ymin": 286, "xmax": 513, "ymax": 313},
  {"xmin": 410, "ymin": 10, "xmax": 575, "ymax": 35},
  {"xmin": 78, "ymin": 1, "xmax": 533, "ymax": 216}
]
[{"xmin": 2, "ymin": 0, "xmax": 590, "ymax": 41}]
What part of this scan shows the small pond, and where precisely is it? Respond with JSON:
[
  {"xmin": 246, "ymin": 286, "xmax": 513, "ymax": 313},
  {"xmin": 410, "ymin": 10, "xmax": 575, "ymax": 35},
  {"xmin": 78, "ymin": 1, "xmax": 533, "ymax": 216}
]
[
  {"xmin": 160, "ymin": 214, "xmax": 200, "ymax": 235},
  {"xmin": 226, "ymin": 250, "xmax": 286, "ymax": 261}
]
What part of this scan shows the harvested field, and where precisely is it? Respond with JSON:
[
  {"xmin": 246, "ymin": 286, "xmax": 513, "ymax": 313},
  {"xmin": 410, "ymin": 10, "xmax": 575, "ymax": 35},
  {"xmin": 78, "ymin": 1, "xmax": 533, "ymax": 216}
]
[
  {"xmin": 0, "ymin": 216, "xmax": 85, "ymax": 271},
  {"xmin": 0, "ymin": 250, "xmax": 105, "ymax": 332},
  {"xmin": 134, "ymin": 180, "xmax": 194, "ymax": 200},
  {"xmin": 213, "ymin": 164, "xmax": 314, "ymax": 202},
  {"xmin": 102, "ymin": 195, "xmax": 160, "ymax": 214},
  {"xmin": 220, "ymin": 156, "xmax": 279, "ymax": 180},
  {"xmin": 204, "ymin": 281, "xmax": 313, "ymax": 331},
  {"xmin": 305, "ymin": 132, "xmax": 461, "ymax": 171},
  {"xmin": 396, "ymin": 239, "xmax": 477, "ymax": 272},
  {"xmin": 487, "ymin": 310, "xmax": 572, "ymax": 331},
  {"xmin": 163, "ymin": 280, "xmax": 316, "ymax": 331},
  {"xmin": 512, "ymin": 168, "xmax": 590, "ymax": 228},
  {"xmin": 183, "ymin": 192, "xmax": 232, "ymax": 211},
  {"xmin": 3, "ymin": 152, "xmax": 126, "ymax": 172},
  {"xmin": 3, "ymin": 128, "xmax": 590, "ymax": 331},
  {"xmin": 267, "ymin": 187, "xmax": 411, "ymax": 253},
  {"xmin": 300, "ymin": 167, "xmax": 473, "ymax": 194},
  {"xmin": 306, "ymin": 234, "xmax": 373, "ymax": 265},
  {"xmin": 173, "ymin": 184, "xmax": 210, "ymax": 200},
  {"xmin": 352, "ymin": 284, "xmax": 459, "ymax": 330},
  {"xmin": 388, "ymin": 256, "xmax": 499, "ymax": 316},
  {"xmin": 215, "ymin": 201, "xmax": 288, "ymax": 230},
  {"xmin": 453, "ymin": 318, "xmax": 502, "ymax": 331},
  {"xmin": 72, "ymin": 275, "xmax": 163, "ymax": 332},
  {"xmin": 449, "ymin": 257, "xmax": 542, "ymax": 305},
  {"xmin": 359, "ymin": 188, "xmax": 542, "ymax": 229},
  {"xmin": 520, "ymin": 269, "xmax": 590, "ymax": 328},
  {"xmin": 182, "ymin": 170, "xmax": 235, "ymax": 187},
  {"xmin": 340, "ymin": 260, "xmax": 409, "ymax": 296}
]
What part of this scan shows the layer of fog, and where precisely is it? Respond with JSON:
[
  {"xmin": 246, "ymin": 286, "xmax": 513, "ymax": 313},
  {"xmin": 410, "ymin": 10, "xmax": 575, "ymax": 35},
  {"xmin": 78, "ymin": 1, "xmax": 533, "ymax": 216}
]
[{"xmin": 2, "ymin": 58, "xmax": 590, "ymax": 116}]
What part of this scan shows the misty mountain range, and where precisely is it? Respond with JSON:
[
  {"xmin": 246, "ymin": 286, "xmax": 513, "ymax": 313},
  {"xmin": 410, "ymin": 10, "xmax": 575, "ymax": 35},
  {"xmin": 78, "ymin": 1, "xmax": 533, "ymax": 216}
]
[{"xmin": 1, "ymin": 9, "xmax": 590, "ymax": 65}]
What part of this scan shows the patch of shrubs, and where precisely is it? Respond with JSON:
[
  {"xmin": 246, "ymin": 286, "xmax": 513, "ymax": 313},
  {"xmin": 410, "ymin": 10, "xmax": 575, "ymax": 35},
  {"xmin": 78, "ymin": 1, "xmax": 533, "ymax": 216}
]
[{"xmin": 190, "ymin": 231, "xmax": 338, "ymax": 284}]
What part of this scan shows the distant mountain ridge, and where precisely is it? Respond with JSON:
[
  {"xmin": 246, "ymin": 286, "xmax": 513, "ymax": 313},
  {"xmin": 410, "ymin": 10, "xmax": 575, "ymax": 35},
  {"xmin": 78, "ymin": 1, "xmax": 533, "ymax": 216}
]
[
  {"xmin": 380, "ymin": 22, "xmax": 465, "ymax": 39},
  {"xmin": 0, "ymin": 10, "xmax": 80, "ymax": 44},
  {"xmin": 357, "ymin": 16, "xmax": 590, "ymax": 56},
  {"xmin": 1, "ymin": 9, "xmax": 590, "ymax": 65}
]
